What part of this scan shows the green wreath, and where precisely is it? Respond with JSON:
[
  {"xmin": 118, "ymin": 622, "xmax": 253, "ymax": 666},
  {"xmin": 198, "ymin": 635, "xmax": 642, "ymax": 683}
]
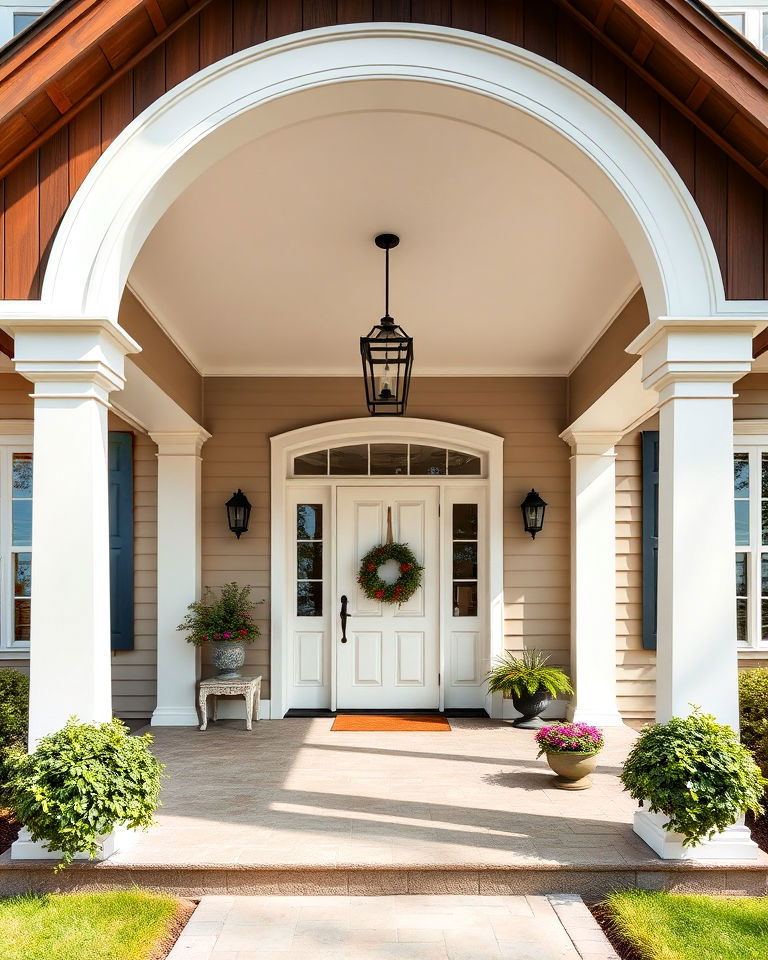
[{"xmin": 357, "ymin": 542, "xmax": 424, "ymax": 604}]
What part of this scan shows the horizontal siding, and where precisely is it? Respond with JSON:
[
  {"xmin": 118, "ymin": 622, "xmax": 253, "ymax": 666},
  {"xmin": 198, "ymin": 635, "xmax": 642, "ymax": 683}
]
[{"xmin": 202, "ymin": 376, "xmax": 572, "ymax": 698}]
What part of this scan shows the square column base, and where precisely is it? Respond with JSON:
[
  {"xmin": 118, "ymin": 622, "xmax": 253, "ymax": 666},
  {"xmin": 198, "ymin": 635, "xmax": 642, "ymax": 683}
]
[
  {"xmin": 634, "ymin": 809, "xmax": 760, "ymax": 861},
  {"xmin": 11, "ymin": 825, "xmax": 134, "ymax": 861},
  {"xmin": 150, "ymin": 706, "xmax": 200, "ymax": 726}
]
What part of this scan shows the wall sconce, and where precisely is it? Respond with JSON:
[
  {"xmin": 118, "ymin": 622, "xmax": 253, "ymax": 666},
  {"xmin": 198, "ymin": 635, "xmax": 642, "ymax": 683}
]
[
  {"xmin": 521, "ymin": 489, "xmax": 547, "ymax": 539},
  {"xmin": 226, "ymin": 489, "xmax": 251, "ymax": 538}
]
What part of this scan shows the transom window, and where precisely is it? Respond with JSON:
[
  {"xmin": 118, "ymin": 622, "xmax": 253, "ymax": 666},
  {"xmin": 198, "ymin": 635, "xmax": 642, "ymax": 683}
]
[
  {"xmin": 733, "ymin": 448, "xmax": 768, "ymax": 649},
  {"xmin": 293, "ymin": 444, "xmax": 482, "ymax": 477}
]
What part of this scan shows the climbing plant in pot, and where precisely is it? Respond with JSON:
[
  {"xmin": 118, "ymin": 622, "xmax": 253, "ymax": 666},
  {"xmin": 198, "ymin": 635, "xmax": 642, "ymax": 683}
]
[
  {"xmin": 486, "ymin": 650, "xmax": 573, "ymax": 728},
  {"xmin": 178, "ymin": 582, "xmax": 262, "ymax": 679}
]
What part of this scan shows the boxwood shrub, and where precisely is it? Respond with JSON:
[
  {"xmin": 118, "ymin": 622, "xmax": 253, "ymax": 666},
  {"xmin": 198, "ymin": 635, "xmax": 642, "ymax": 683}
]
[{"xmin": 6, "ymin": 717, "xmax": 163, "ymax": 867}]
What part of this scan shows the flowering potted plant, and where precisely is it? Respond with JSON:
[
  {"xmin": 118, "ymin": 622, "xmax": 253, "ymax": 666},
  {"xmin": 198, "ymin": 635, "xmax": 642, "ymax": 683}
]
[
  {"xmin": 535, "ymin": 722, "xmax": 604, "ymax": 790},
  {"xmin": 177, "ymin": 582, "xmax": 262, "ymax": 678}
]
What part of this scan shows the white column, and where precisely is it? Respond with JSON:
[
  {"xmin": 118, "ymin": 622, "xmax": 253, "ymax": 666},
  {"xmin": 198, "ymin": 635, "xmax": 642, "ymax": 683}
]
[
  {"xmin": 629, "ymin": 318, "xmax": 759, "ymax": 860},
  {"xmin": 10, "ymin": 319, "xmax": 138, "ymax": 745},
  {"xmin": 561, "ymin": 430, "xmax": 624, "ymax": 727},
  {"xmin": 150, "ymin": 430, "xmax": 209, "ymax": 726},
  {"xmin": 9, "ymin": 318, "xmax": 139, "ymax": 862}
]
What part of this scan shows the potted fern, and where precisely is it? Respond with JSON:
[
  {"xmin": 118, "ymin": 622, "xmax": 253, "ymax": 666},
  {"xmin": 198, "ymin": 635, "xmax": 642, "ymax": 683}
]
[{"xmin": 486, "ymin": 650, "xmax": 573, "ymax": 728}]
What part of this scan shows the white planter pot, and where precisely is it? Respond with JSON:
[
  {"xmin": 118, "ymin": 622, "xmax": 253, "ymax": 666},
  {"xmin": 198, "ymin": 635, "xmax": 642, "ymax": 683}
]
[{"xmin": 11, "ymin": 824, "xmax": 135, "ymax": 862}]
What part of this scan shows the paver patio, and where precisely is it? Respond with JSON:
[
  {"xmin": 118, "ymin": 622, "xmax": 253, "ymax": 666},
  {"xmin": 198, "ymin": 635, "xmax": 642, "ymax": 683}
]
[
  {"xmin": 117, "ymin": 718, "xmax": 654, "ymax": 869},
  {"xmin": 167, "ymin": 893, "xmax": 620, "ymax": 960}
]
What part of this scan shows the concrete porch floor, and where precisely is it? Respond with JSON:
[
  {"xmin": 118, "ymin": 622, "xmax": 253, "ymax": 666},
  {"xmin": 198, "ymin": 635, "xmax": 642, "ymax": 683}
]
[{"xmin": 120, "ymin": 718, "xmax": 652, "ymax": 871}]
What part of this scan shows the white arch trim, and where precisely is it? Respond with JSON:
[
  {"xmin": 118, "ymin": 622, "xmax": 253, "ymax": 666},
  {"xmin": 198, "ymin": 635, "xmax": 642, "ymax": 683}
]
[
  {"xmin": 270, "ymin": 417, "xmax": 505, "ymax": 719},
  {"xmin": 0, "ymin": 22, "xmax": 760, "ymax": 334}
]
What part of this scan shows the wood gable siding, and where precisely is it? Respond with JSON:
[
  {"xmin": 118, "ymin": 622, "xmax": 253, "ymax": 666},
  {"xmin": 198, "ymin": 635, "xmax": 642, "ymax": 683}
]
[{"xmin": 0, "ymin": 0, "xmax": 766, "ymax": 303}]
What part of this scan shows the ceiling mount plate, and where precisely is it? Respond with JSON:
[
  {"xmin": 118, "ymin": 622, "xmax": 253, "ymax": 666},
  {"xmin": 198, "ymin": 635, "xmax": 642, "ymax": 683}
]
[{"xmin": 375, "ymin": 233, "xmax": 400, "ymax": 250}]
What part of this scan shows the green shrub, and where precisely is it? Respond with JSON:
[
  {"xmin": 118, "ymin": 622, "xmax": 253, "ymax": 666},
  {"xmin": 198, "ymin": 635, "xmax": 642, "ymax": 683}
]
[
  {"xmin": 621, "ymin": 709, "xmax": 767, "ymax": 847},
  {"xmin": 739, "ymin": 668, "xmax": 768, "ymax": 773},
  {"xmin": 0, "ymin": 669, "xmax": 28, "ymax": 807},
  {"xmin": 6, "ymin": 717, "xmax": 163, "ymax": 868}
]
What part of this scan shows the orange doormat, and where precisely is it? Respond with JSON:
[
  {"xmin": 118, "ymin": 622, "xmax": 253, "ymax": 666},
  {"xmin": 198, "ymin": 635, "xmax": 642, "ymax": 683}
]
[{"xmin": 331, "ymin": 714, "xmax": 451, "ymax": 731}]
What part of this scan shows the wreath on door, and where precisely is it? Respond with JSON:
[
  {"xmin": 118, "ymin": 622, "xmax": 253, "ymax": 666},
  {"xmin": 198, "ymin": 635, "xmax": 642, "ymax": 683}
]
[{"xmin": 357, "ymin": 542, "xmax": 423, "ymax": 604}]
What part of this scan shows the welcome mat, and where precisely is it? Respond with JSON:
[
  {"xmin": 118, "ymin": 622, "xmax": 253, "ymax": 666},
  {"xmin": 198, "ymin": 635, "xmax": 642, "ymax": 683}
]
[{"xmin": 331, "ymin": 714, "xmax": 451, "ymax": 732}]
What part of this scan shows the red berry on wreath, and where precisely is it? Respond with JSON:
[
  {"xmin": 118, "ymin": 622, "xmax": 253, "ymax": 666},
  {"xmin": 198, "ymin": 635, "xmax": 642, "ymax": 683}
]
[
  {"xmin": 400, "ymin": 563, "xmax": 411, "ymax": 571},
  {"xmin": 367, "ymin": 563, "xmax": 376, "ymax": 571},
  {"xmin": 375, "ymin": 589, "xmax": 384, "ymax": 599}
]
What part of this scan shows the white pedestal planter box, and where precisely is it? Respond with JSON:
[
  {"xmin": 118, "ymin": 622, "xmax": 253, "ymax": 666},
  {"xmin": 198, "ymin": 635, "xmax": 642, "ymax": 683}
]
[
  {"xmin": 11, "ymin": 824, "xmax": 134, "ymax": 862},
  {"xmin": 634, "ymin": 808, "xmax": 760, "ymax": 861}
]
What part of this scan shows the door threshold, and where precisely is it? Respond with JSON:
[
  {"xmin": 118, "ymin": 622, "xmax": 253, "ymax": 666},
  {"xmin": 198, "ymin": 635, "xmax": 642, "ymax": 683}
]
[{"xmin": 283, "ymin": 708, "xmax": 489, "ymax": 718}]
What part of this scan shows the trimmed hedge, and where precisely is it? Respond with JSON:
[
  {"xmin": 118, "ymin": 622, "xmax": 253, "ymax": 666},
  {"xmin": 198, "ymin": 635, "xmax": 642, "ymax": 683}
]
[
  {"xmin": 0, "ymin": 669, "xmax": 28, "ymax": 806},
  {"xmin": 739, "ymin": 668, "xmax": 768, "ymax": 775}
]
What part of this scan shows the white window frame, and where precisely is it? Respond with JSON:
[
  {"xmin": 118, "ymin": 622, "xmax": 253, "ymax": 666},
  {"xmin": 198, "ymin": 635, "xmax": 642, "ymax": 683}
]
[
  {"xmin": 712, "ymin": 6, "xmax": 768, "ymax": 50},
  {"xmin": 733, "ymin": 422, "xmax": 768, "ymax": 653},
  {"xmin": 0, "ymin": 427, "xmax": 33, "ymax": 657}
]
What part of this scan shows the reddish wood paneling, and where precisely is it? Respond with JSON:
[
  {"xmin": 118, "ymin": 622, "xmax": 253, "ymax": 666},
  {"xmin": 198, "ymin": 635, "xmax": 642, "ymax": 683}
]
[{"xmin": 2, "ymin": 0, "xmax": 768, "ymax": 303}]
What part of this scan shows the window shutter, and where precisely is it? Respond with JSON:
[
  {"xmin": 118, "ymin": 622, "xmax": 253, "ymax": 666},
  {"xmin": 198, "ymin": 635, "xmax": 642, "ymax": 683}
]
[
  {"xmin": 641, "ymin": 430, "xmax": 659, "ymax": 650},
  {"xmin": 109, "ymin": 432, "xmax": 134, "ymax": 651}
]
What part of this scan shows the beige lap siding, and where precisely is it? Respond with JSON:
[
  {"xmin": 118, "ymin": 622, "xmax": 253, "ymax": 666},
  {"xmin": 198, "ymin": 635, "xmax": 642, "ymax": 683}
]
[{"xmin": 201, "ymin": 376, "xmax": 572, "ymax": 701}]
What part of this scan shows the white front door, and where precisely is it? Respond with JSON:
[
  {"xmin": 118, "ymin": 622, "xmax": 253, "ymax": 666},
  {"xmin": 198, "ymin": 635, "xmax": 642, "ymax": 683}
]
[{"xmin": 336, "ymin": 486, "xmax": 440, "ymax": 709}]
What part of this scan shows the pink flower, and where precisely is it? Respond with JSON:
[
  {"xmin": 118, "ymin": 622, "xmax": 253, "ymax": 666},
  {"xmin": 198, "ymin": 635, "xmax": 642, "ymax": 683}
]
[{"xmin": 223, "ymin": 632, "xmax": 232, "ymax": 639}]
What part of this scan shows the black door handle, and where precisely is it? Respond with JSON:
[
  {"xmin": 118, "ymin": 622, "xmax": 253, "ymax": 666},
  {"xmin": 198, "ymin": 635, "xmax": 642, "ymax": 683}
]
[{"xmin": 340, "ymin": 595, "xmax": 349, "ymax": 643}]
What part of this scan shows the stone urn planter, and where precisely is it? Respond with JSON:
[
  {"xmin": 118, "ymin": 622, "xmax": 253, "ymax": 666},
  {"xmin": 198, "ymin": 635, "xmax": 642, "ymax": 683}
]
[
  {"xmin": 510, "ymin": 688, "xmax": 552, "ymax": 729},
  {"xmin": 542, "ymin": 750, "xmax": 599, "ymax": 790},
  {"xmin": 535, "ymin": 722, "xmax": 605, "ymax": 791},
  {"xmin": 212, "ymin": 640, "xmax": 246, "ymax": 679}
]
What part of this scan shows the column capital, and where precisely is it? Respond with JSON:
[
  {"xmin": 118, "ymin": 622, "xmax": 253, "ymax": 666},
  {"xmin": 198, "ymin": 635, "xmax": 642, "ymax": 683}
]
[
  {"xmin": 8, "ymin": 316, "xmax": 141, "ymax": 398},
  {"xmin": 559, "ymin": 429, "xmax": 623, "ymax": 456},
  {"xmin": 627, "ymin": 317, "xmax": 758, "ymax": 395},
  {"xmin": 149, "ymin": 429, "xmax": 211, "ymax": 456}
]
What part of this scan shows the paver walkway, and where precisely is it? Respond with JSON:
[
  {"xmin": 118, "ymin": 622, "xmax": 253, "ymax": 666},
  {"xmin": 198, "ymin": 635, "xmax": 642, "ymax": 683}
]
[{"xmin": 168, "ymin": 894, "xmax": 619, "ymax": 960}]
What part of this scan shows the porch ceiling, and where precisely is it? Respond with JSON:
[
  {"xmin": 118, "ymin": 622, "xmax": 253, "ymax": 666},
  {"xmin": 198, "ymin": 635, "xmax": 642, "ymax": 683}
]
[{"xmin": 128, "ymin": 108, "xmax": 639, "ymax": 377}]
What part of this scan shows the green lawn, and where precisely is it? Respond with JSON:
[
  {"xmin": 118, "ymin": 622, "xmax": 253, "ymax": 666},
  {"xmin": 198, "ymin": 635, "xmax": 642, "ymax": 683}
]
[
  {"xmin": 0, "ymin": 890, "xmax": 185, "ymax": 960},
  {"xmin": 603, "ymin": 890, "xmax": 768, "ymax": 960}
]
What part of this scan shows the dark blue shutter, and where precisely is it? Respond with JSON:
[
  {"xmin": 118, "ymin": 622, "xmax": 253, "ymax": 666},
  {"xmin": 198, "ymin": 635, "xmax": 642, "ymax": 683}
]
[
  {"xmin": 109, "ymin": 432, "xmax": 134, "ymax": 651},
  {"xmin": 641, "ymin": 430, "xmax": 659, "ymax": 650}
]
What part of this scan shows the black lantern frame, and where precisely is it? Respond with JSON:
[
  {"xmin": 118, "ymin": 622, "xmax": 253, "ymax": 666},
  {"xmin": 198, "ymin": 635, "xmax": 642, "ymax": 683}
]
[
  {"xmin": 226, "ymin": 488, "xmax": 251, "ymax": 539},
  {"xmin": 360, "ymin": 234, "xmax": 414, "ymax": 416},
  {"xmin": 520, "ymin": 489, "xmax": 547, "ymax": 539}
]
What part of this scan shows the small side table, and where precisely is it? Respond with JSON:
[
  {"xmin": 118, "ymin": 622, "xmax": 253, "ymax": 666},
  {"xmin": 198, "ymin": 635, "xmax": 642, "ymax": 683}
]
[{"xmin": 198, "ymin": 675, "xmax": 262, "ymax": 731}]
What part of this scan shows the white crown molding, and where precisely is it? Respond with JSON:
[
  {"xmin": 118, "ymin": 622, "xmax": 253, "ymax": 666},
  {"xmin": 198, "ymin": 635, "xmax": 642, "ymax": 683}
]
[{"xmin": 125, "ymin": 281, "xmax": 204, "ymax": 375}]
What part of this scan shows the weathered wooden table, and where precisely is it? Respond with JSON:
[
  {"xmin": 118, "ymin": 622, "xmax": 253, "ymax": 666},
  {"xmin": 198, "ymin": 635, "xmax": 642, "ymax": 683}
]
[{"xmin": 198, "ymin": 675, "xmax": 262, "ymax": 731}]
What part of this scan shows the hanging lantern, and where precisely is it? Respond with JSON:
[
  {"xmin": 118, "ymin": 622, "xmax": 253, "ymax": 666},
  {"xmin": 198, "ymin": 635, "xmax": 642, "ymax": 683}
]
[
  {"xmin": 360, "ymin": 234, "xmax": 414, "ymax": 416},
  {"xmin": 520, "ymin": 489, "xmax": 547, "ymax": 539},
  {"xmin": 226, "ymin": 488, "xmax": 251, "ymax": 538}
]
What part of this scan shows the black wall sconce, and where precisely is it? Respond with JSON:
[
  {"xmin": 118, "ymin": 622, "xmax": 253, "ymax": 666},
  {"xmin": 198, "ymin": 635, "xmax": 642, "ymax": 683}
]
[
  {"xmin": 226, "ymin": 489, "xmax": 251, "ymax": 538},
  {"xmin": 521, "ymin": 489, "xmax": 547, "ymax": 539}
]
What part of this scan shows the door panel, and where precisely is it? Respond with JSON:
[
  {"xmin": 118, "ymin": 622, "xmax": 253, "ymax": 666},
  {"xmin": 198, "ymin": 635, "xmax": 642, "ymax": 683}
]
[{"xmin": 336, "ymin": 486, "xmax": 439, "ymax": 709}]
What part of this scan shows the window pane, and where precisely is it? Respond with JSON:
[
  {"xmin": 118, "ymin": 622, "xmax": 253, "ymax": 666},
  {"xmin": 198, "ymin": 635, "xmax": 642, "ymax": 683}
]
[
  {"xmin": 294, "ymin": 450, "xmax": 327, "ymax": 475},
  {"xmin": 739, "ymin": 598, "xmax": 749, "ymax": 645},
  {"xmin": 737, "ymin": 553, "xmax": 748, "ymax": 596},
  {"xmin": 763, "ymin": 12, "xmax": 768, "ymax": 51},
  {"xmin": 329, "ymin": 445, "xmax": 368, "ymax": 475},
  {"xmin": 735, "ymin": 453, "xmax": 750, "ymax": 495},
  {"xmin": 297, "ymin": 542, "xmax": 322, "ymax": 580},
  {"xmin": 12, "ymin": 498, "xmax": 31, "ymax": 547},
  {"xmin": 13, "ymin": 13, "xmax": 38, "ymax": 34},
  {"xmin": 409, "ymin": 445, "xmax": 446, "ymax": 475},
  {"xmin": 297, "ymin": 504, "xmax": 322, "ymax": 540},
  {"xmin": 736, "ymin": 500, "xmax": 750, "ymax": 546},
  {"xmin": 761, "ymin": 598, "xmax": 768, "ymax": 643},
  {"xmin": 14, "ymin": 553, "xmax": 31, "ymax": 598},
  {"xmin": 721, "ymin": 12, "xmax": 745, "ymax": 32},
  {"xmin": 12, "ymin": 453, "xmax": 32, "ymax": 495},
  {"xmin": 453, "ymin": 504, "xmax": 478, "ymax": 540},
  {"xmin": 453, "ymin": 542, "xmax": 477, "ymax": 579},
  {"xmin": 453, "ymin": 582, "xmax": 477, "ymax": 617},
  {"xmin": 370, "ymin": 443, "xmax": 408, "ymax": 476},
  {"xmin": 297, "ymin": 581, "xmax": 323, "ymax": 617},
  {"xmin": 14, "ymin": 599, "xmax": 30, "ymax": 644},
  {"xmin": 762, "ymin": 501, "xmax": 768, "ymax": 547},
  {"xmin": 448, "ymin": 451, "xmax": 481, "ymax": 476}
]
